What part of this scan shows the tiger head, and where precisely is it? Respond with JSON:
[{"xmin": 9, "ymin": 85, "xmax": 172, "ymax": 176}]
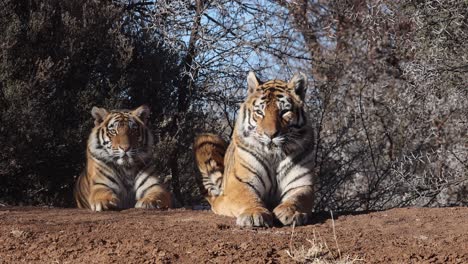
[
  {"xmin": 87, "ymin": 105, "xmax": 153, "ymax": 166},
  {"xmin": 236, "ymin": 72, "xmax": 310, "ymax": 152}
]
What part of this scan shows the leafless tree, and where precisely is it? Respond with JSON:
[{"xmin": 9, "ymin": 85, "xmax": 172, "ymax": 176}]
[
  {"xmin": 121, "ymin": 0, "xmax": 467, "ymax": 209},
  {"xmin": 2, "ymin": 0, "xmax": 465, "ymax": 208}
]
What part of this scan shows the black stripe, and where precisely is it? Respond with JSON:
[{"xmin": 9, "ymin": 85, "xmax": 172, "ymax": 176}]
[
  {"xmin": 267, "ymin": 87, "xmax": 282, "ymax": 92},
  {"xmin": 238, "ymin": 144, "xmax": 275, "ymax": 191},
  {"xmin": 214, "ymin": 177, "xmax": 223, "ymax": 186},
  {"xmin": 196, "ymin": 141, "xmax": 226, "ymax": 152},
  {"xmin": 76, "ymin": 185, "xmax": 88, "ymax": 208},
  {"xmin": 242, "ymin": 105, "xmax": 247, "ymax": 125},
  {"xmin": 238, "ymin": 144, "xmax": 273, "ymax": 187},
  {"xmin": 251, "ymin": 112, "xmax": 258, "ymax": 122},
  {"xmin": 279, "ymin": 149, "xmax": 310, "ymax": 179},
  {"xmin": 83, "ymin": 171, "xmax": 90, "ymax": 186},
  {"xmin": 204, "ymin": 183, "xmax": 215, "ymax": 189},
  {"xmin": 268, "ymin": 180, "xmax": 277, "ymax": 201},
  {"xmin": 213, "ymin": 148, "xmax": 226, "ymax": 158},
  {"xmin": 235, "ymin": 175, "xmax": 262, "ymax": 198},
  {"xmin": 101, "ymin": 126, "xmax": 111, "ymax": 145},
  {"xmin": 242, "ymin": 105, "xmax": 247, "ymax": 119},
  {"xmin": 238, "ymin": 157, "xmax": 258, "ymax": 175},
  {"xmin": 202, "ymin": 178, "xmax": 214, "ymax": 184},
  {"xmin": 280, "ymin": 185, "xmax": 309, "ymax": 201},
  {"xmin": 247, "ymin": 108, "xmax": 255, "ymax": 127},
  {"xmin": 89, "ymin": 151, "xmax": 108, "ymax": 164},
  {"xmin": 289, "ymin": 124, "xmax": 303, "ymax": 129},
  {"xmin": 136, "ymin": 175, "xmax": 150, "ymax": 190},
  {"xmin": 135, "ymin": 165, "xmax": 156, "ymax": 190},
  {"xmin": 78, "ymin": 195, "xmax": 87, "ymax": 208},
  {"xmin": 140, "ymin": 183, "xmax": 160, "ymax": 198},
  {"xmin": 75, "ymin": 175, "xmax": 88, "ymax": 208},
  {"xmin": 238, "ymin": 144, "xmax": 269, "ymax": 174},
  {"xmin": 283, "ymin": 171, "xmax": 311, "ymax": 191},
  {"xmin": 239, "ymin": 157, "xmax": 266, "ymax": 191},
  {"xmin": 97, "ymin": 167, "xmax": 119, "ymax": 186},
  {"xmin": 92, "ymin": 181, "xmax": 117, "ymax": 194},
  {"xmin": 94, "ymin": 128, "xmax": 103, "ymax": 149}
]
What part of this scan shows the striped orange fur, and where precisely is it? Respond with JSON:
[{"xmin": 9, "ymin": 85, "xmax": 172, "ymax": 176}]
[
  {"xmin": 74, "ymin": 105, "xmax": 172, "ymax": 211},
  {"xmin": 193, "ymin": 134, "xmax": 228, "ymax": 197},
  {"xmin": 195, "ymin": 72, "xmax": 315, "ymax": 227}
]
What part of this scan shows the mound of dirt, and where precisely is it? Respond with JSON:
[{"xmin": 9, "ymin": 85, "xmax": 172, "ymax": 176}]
[{"xmin": 0, "ymin": 206, "xmax": 466, "ymax": 263}]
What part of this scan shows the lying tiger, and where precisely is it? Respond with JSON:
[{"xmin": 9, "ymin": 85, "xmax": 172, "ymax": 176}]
[
  {"xmin": 195, "ymin": 72, "xmax": 315, "ymax": 227},
  {"xmin": 74, "ymin": 105, "xmax": 172, "ymax": 211}
]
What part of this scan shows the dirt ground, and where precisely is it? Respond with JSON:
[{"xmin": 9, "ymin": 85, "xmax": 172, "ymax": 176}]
[{"xmin": 0, "ymin": 206, "xmax": 466, "ymax": 263}]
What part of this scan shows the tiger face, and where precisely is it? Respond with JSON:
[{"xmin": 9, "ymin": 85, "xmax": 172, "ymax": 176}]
[
  {"xmin": 88, "ymin": 105, "xmax": 153, "ymax": 166},
  {"xmin": 237, "ymin": 72, "xmax": 308, "ymax": 152}
]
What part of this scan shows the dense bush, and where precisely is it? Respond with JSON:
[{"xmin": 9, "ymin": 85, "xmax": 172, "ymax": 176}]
[{"xmin": 0, "ymin": 0, "xmax": 182, "ymax": 206}]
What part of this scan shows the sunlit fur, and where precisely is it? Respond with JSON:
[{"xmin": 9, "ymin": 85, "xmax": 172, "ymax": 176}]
[
  {"xmin": 74, "ymin": 105, "xmax": 172, "ymax": 211},
  {"xmin": 194, "ymin": 72, "xmax": 315, "ymax": 227},
  {"xmin": 194, "ymin": 134, "xmax": 228, "ymax": 197}
]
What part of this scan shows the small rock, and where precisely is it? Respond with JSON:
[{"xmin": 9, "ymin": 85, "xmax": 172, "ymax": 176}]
[
  {"xmin": 10, "ymin": 230, "xmax": 24, "ymax": 238},
  {"xmin": 240, "ymin": 242, "xmax": 248, "ymax": 250}
]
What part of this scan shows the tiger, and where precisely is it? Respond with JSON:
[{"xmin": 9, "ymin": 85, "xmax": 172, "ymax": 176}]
[
  {"xmin": 74, "ymin": 105, "xmax": 172, "ymax": 211},
  {"xmin": 194, "ymin": 72, "xmax": 315, "ymax": 227}
]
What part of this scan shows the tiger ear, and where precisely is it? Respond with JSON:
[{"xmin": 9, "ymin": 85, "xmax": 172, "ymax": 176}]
[
  {"xmin": 132, "ymin": 105, "xmax": 150, "ymax": 124},
  {"xmin": 247, "ymin": 71, "xmax": 260, "ymax": 95},
  {"xmin": 91, "ymin": 107, "xmax": 109, "ymax": 126},
  {"xmin": 288, "ymin": 72, "xmax": 308, "ymax": 101}
]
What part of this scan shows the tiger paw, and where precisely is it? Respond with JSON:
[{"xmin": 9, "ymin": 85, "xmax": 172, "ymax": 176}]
[
  {"xmin": 135, "ymin": 196, "xmax": 171, "ymax": 209},
  {"xmin": 135, "ymin": 199, "xmax": 162, "ymax": 209},
  {"xmin": 90, "ymin": 196, "xmax": 119, "ymax": 212},
  {"xmin": 273, "ymin": 203, "xmax": 308, "ymax": 226},
  {"xmin": 236, "ymin": 207, "xmax": 273, "ymax": 228}
]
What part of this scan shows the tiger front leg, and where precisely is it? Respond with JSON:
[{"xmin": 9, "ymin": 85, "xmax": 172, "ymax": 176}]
[
  {"xmin": 134, "ymin": 175, "xmax": 172, "ymax": 209},
  {"xmin": 209, "ymin": 179, "xmax": 273, "ymax": 228},
  {"xmin": 89, "ymin": 185, "xmax": 119, "ymax": 212},
  {"xmin": 273, "ymin": 185, "xmax": 314, "ymax": 226}
]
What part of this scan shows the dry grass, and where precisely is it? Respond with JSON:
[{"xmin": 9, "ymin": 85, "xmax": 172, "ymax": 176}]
[{"xmin": 286, "ymin": 212, "xmax": 362, "ymax": 264}]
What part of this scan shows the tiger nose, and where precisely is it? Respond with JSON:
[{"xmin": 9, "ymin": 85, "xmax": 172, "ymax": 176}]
[
  {"xmin": 119, "ymin": 145, "xmax": 131, "ymax": 153},
  {"xmin": 265, "ymin": 130, "xmax": 279, "ymax": 139}
]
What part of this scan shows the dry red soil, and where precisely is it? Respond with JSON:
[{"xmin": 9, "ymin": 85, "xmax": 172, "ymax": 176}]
[{"xmin": 0, "ymin": 206, "xmax": 466, "ymax": 263}]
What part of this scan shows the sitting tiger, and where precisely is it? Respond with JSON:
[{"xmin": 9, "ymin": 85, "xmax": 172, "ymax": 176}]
[
  {"xmin": 194, "ymin": 72, "xmax": 315, "ymax": 227},
  {"xmin": 74, "ymin": 105, "xmax": 172, "ymax": 211}
]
